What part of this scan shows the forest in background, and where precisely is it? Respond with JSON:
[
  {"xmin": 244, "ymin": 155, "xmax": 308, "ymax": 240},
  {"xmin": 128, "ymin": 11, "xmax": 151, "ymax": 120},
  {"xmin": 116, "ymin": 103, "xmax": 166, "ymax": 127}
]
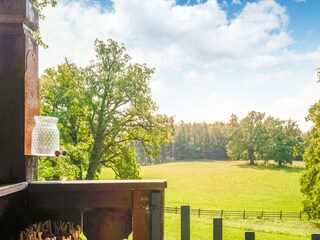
[{"xmin": 137, "ymin": 111, "xmax": 304, "ymax": 167}]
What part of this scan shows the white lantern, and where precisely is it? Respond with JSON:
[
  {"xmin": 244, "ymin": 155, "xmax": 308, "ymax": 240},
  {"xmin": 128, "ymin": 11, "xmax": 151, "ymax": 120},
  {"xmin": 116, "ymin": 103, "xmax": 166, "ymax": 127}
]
[{"xmin": 31, "ymin": 116, "xmax": 60, "ymax": 156}]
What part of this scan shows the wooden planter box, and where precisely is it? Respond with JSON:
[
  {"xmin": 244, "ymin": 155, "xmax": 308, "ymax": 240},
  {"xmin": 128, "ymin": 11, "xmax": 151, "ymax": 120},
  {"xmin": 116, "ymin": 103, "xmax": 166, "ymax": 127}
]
[{"xmin": 0, "ymin": 180, "xmax": 166, "ymax": 240}]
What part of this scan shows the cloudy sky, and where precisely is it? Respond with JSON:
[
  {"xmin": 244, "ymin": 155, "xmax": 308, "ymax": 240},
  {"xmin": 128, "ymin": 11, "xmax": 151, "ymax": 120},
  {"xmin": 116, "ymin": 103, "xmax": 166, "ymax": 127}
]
[{"xmin": 39, "ymin": 0, "xmax": 320, "ymax": 132}]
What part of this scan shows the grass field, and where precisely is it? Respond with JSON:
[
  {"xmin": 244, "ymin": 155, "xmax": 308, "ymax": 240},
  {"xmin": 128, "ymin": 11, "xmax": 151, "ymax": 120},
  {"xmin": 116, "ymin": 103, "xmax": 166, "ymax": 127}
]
[{"xmin": 100, "ymin": 160, "xmax": 320, "ymax": 239}]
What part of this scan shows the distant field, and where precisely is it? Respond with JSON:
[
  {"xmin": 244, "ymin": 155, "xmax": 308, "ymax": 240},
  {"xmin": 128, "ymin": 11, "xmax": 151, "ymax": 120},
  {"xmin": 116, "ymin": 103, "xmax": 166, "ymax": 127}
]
[{"xmin": 100, "ymin": 160, "xmax": 320, "ymax": 240}]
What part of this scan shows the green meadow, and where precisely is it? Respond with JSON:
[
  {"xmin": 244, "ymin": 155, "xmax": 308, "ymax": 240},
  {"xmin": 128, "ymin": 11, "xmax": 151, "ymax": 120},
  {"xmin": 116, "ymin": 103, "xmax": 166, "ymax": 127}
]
[{"xmin": 100, "ymin": 161, "xmax": 320, "ymax": 239}]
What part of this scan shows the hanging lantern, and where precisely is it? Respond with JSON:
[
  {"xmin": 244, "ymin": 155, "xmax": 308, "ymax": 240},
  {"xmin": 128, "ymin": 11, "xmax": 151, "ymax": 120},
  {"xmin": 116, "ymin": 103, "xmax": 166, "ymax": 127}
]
[{"xmin": 31, "ymin": 116, "xmax": 60, "ymax": 156}]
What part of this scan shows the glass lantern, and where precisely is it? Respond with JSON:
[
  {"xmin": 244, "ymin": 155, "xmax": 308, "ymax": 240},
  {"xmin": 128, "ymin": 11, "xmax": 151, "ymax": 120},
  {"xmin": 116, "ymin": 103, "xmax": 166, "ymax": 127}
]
[{"xmin": 31, "ymin": 116, "xmax": 60, "ymax": 156}]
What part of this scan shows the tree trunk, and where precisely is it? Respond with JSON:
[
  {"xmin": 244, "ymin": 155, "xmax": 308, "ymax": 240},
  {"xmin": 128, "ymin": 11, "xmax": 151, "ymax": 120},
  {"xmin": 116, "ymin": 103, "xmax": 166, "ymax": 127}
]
[
  {"xmin": 86, "ymin": 136, "xmax": 104, "ymax": 180},
  {"xmin": 86, "ymin": 162, "xmax": 96, "ymax": 180},
  {"xmin": 248, "ymin": 148, "xmax": 255, "ymax": 165}
]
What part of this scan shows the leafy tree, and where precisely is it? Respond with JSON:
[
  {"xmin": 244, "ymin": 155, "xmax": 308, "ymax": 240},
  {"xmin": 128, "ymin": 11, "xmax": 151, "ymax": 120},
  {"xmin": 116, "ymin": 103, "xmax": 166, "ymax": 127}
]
[
  {"xmin": 263, "ymin": 117, "xmax": 303, "ymax": 167},
  {"xmin": 300, "ymin": 100, "xmax": 320, "ymax": 219},
  {"xmin": 227, "ymin": 111, "xmax": 267, "ymax": 165},
  {"xmin": 40, "ymin": 39, "xmax": 174, "ymax": 180}
]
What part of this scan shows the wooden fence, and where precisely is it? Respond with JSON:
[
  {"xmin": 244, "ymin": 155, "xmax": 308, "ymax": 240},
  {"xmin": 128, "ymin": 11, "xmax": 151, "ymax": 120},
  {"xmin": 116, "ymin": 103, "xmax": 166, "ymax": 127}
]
[
  {"xmin": 166, "ymin": 206, "xmax": 308, "ymax": 220},
  {"xmin": 179, "ymin": 205, "xmax": 320, "ymax": 240}
]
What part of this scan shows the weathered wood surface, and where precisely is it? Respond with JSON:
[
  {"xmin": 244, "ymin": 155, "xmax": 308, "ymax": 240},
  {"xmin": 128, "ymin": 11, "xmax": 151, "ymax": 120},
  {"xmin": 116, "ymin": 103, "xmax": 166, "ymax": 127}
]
[
  {"xmin": 0, "ymin": 0, "xmax": 38, "ymax": 29},
  {"xmin": 0, "ymin": 190, "xmax": 28, "ymax": 239},
  {"xmin": 0, "ymin": 181, "xmax": 28, "ymax": 197},
  {"xmin": 28, "ymin": 179, "xmax": 167, "ymax": 191},
  {"xmin": 0, "ymin": 0, "xmax": 39, "ymax": 183},
  {"xmin": 28, "ymin": 180, "xmax": 167, "ymax": 240}
]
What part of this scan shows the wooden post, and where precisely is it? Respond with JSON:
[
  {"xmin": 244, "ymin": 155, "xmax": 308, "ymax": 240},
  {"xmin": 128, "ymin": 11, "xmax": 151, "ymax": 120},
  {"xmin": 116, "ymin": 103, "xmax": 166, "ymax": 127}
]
[
  {"xmin": 0, "ymin": 0, "xmax": 40, "ymax": 183},
  {"xmin": 181, "ymin": 205, "xmax": 190, "ymax": 240},
  {"xmin": 245, "ymin": 231, "xmax": 255, "ymax": 240},
  {"xmin": 151, "ymin": 191, "xmax": 162, "ymax": 240},
  {"xmin": 312, "ymin": 233, "xmax": 320, "ymax": 240},
  {"xmin": 133, "ymin": 191, "xmax": 151, "ymax": 240},
  {"xmin": 213, "ymin": 218, "xmax": 222, "ymax": 240}
]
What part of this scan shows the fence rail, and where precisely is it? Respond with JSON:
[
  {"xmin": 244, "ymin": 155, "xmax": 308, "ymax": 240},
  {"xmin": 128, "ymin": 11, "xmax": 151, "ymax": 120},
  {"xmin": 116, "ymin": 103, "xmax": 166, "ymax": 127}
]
[
  {"xmin": 165, "ymin": 206, "xmax": 308, "ymax": 220},
  {"xmin": 179, "ymin": 205, "xmax": 320, "ymax": 240}
]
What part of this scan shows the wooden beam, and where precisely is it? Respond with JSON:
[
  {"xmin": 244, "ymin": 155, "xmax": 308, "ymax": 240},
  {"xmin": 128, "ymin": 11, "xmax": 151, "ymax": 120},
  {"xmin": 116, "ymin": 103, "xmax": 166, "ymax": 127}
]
[{"xmin": 0, "ymin": 182, "xmax": 28, "ymax": 197}]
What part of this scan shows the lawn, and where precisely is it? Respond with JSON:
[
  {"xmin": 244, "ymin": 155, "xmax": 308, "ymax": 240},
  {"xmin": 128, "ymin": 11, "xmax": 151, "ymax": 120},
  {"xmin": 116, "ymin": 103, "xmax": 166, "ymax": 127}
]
[{"xmin": 100, "ymin": 160, "xmax": 319, "ymax": 239}]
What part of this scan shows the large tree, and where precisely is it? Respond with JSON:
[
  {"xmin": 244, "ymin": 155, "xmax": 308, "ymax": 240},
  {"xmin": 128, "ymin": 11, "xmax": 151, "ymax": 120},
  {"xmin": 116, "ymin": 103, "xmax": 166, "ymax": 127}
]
[
  {"xmin": 300, "ymin": 100, "xmax": 320, "ymax": 219},
  {"xmin": 41, "ymin": 39, "xmax": 174, "ymax": 180},
  {"xmin": 227, "ymin": 111, "xmax": 267, "ymax": 165},
  {"xmin": 263, "ymin": 117, "xmax": 303, "ymax": 167}
]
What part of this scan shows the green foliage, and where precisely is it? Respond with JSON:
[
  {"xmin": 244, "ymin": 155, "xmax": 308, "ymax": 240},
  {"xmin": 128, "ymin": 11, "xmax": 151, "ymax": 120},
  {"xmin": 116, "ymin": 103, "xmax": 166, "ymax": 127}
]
[
  {"xmin": 38, "ymin": 156, "xmax": 80, "ymax": 180},
  {"xmin": 173, "ymin": 121, "xmax": 229, "ymax": 161},
  {"xmin": 301, "ymin": 100, "xmax": 320, "ymax": 219},
  {"xmin": 40, "ymin": 39, "xmax": 174, "ymax": 180},
  {"xmin": 227, "ymin": 111, "xmax": 267, "ymax": 164},
  {"xmin": 227, "ymin": 111, "xmax": 303, "ymax": 166},
  {"xmin": 264, "ymin": 117, "xmax": 303, "ymax": 167},
  {"xmin": 32, "ymin": 0, "xmax": 57, "ymax": 48}
]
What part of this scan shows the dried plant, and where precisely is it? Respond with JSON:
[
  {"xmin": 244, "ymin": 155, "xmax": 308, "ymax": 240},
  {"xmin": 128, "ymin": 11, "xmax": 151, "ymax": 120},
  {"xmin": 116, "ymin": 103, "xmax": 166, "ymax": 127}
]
[{"xmin": 20, "ymin": 220, "xmax": 83, "ymax": 240}]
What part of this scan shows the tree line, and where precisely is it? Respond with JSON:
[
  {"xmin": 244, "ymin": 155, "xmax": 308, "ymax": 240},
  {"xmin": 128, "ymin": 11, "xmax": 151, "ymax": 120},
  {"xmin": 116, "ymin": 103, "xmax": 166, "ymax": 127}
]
[{"xmin": 141, "ymin": 111, "xmax": 304, "ymax": 167}]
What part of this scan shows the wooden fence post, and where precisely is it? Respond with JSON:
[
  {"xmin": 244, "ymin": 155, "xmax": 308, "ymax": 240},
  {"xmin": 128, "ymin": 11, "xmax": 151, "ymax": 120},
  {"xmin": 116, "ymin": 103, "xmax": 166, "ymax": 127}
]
[
  {"xmin": 213, "ymin": 218, "xmax": 222, "ymax": 240},
  {"xmin": 280, "ymin": 210, "xmax": 282, "ymax": 219},
  {"xmin": 245, "ymin": 231, "xmax": 255, "ymax": 240},
  {"xmin": 311, "ymin": 233, "xmax": 320, "ymax": 240},
  {"xmin": 181, "ymin": 205, "xmax": 190, "ymax": 240},
  {"xmin": 243, "ymin": 210, "xmax": 246, "ymax": 219}
]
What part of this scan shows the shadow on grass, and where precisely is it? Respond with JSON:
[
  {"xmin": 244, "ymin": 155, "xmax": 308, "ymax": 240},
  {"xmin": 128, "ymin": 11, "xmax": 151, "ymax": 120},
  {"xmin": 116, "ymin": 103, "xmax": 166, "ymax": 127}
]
[{"xmin": 236, "ymin": 162, "xmax": 304, "ymax": 173}]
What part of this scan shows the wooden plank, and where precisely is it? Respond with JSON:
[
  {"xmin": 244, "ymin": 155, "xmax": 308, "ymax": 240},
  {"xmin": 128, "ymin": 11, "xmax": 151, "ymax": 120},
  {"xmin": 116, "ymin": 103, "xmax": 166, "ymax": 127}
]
[
  {"xmin": 181, "ymin": 205, "xmax": 190, "ymax": 240},
  {"xmin": 29, "ymin": 180, "xmax": 167, "ymax": 192},
  {"xmin": 28, "ymin": 190, "xmax": 133, "ymax": 210},
  {"xmin": 213, "ymin": 218, "xmax": 222, "ymax": 240},
  {"xmin": 133, "ymin": 190, "xmax": 151, "ymax": 240},
  {"xmin": 0, "ymin": 182, "xmax": 28, "ymax": 197}
]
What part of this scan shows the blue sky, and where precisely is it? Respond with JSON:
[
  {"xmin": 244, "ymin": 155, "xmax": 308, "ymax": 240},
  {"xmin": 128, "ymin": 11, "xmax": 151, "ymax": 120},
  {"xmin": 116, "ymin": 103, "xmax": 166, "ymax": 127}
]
[{"xmin": 39, "ymin": 0, "xmax": 320, "ymax": 131}]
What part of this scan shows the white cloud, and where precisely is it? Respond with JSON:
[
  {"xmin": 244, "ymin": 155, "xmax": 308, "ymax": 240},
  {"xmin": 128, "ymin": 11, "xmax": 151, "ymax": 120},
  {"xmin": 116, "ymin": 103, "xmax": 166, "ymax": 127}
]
[
  {"xmin": 39, "ymin": 0, "xmax": 310, "ymax": 73},
  {"xmin": 232, "ymin": 0, "xmax": 242, "ymax": 5},
  {"xmin": 183, "ymin": 71, "xmax": 215, "ymax": 84},
  {"xmin": 244, "ymin": 70, "xmax": 294, "ymax": 85},
  {"xmin": 265, "ymin": 82, "xmax": 320, "ymax": 132}
]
